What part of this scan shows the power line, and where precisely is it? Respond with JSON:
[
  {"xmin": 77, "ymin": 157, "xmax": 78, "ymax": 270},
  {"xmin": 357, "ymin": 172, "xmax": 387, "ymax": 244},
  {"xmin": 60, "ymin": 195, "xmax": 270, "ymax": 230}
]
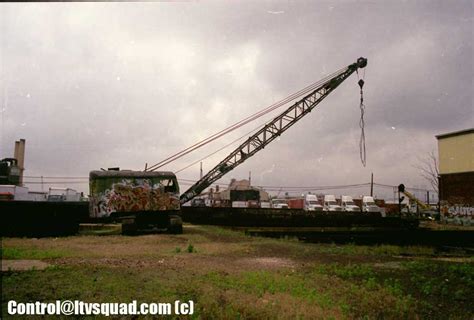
[
  {"xmin": 23, "ymin": 181, "xmax": 88, "ymax": 184},
  {"xmin": 24, "ymin": 176, "xmax": 88, "ymax": 179},
  {"xmin": 22, "ymin": 175, "xmax": 437, "ymax": 193},
  {"xmin": 373, "ymin": 183, "xmax": 436, "ymax": 193},
  {"xmin": 259, "ymin": 183, "xmax": 370, "ymax": 190}
]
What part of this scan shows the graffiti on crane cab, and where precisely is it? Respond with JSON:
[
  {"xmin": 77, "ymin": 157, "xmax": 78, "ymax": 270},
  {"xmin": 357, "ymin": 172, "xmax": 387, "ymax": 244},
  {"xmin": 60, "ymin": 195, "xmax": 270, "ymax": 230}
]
[{"xmin": 91, "ymin": 179, "xmax": 180, "ymax": 217}]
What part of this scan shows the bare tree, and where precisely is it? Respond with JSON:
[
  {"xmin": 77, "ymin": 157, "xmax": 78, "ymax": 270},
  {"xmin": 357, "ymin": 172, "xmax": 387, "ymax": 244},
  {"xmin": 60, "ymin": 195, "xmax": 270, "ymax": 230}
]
[{"xmin": 414, "ymin": 151, "xmax": 439, "ymax": 191}]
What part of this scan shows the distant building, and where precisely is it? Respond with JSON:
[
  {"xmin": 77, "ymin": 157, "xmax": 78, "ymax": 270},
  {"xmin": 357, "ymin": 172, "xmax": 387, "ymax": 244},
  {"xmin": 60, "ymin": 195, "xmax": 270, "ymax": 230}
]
[
  {"xmin": 436, "ymin": 128, "xmax": 474, "ymax": 211},
  {"xmin": 0, "ymin": 139, "xmax": 25, "ymax": 186}
]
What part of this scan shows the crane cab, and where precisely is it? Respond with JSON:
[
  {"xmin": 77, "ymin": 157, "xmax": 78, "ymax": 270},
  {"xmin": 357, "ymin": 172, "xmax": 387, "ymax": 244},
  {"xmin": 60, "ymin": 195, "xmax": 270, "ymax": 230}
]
[{"xmin": 89, "ymin": 169, "xmax": 182, "ymax": 234}]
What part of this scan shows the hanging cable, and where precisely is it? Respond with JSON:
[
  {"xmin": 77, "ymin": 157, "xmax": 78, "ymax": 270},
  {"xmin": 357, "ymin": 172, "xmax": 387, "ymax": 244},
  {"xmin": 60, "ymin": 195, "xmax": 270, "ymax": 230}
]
[{"xmin": 357, "ymin": 70, "xmax": 367, "ymax": 167}]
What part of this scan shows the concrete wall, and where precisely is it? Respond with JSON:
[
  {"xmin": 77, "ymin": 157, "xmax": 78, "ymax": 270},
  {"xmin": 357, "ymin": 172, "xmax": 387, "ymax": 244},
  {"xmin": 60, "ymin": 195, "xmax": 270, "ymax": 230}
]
[{"xmin": 437, "ymin": 130, "xmax": 474, "ymax": 174}]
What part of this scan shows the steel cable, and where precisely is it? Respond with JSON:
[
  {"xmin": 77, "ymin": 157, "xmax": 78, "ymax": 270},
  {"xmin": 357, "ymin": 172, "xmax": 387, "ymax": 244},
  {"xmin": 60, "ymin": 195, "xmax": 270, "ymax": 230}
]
[
  {"xmin": 146, "ymin": 66, "xmax": 348, "ymax": 171},
  {"xmin": 357, "ymin": 71, "xmax": 367, "ymax": 167}
]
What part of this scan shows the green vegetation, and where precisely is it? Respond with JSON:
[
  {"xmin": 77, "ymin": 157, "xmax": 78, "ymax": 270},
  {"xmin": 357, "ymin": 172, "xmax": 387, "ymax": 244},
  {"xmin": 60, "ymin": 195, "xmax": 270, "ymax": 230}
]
[
  {"xmin": 316, "ymin": 263, "xmax": 376, "ymax": 280},
  {"xmin": 2, "ymin": 226, "xmax": 473, "ymax": 319},
  {"xmin": 314, "ymin": 243, "xmax": 435, "ymax": 256},
  {"xmin": 1, "ymin": 247, "xmax": 69, "ymax": 260},
  {"xmin": 314, "ymin": 260, "xmax": 474, "ymax": 318}
]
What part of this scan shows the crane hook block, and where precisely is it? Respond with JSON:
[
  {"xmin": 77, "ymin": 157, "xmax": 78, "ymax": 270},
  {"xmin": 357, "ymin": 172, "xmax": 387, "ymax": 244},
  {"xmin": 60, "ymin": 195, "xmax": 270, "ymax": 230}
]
[
  {"xmin": 357, "ymin": 57, "xmax": 367, "ymax": 69},
  {"xmin": 358, "ymin": 79, "xmax": 365, "ymax": 89}
]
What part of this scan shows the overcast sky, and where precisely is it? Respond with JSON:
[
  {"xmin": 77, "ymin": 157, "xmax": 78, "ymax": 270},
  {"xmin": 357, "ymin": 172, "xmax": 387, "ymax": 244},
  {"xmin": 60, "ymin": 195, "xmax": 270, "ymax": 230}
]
[{"xmin": 1, "ymin": 1, "xmax": 472, "ymax": 199}]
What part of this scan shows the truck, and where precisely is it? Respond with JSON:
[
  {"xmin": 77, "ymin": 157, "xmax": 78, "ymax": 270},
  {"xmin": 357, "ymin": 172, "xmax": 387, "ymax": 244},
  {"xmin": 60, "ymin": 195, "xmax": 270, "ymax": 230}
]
[
  {"xmin": 341, "ymin": 195, "xmax": 360, "ymax": 212},
  {"xmin": 304, "ymin": 194, "xmax": 323, "ymax": 211},
  {"xmin": 271, "ymin": 198, "xmax": 289, "ymax": 209},
  {"xmin": 230, "ymin": 189, "xmax": 260, "ymax": 208},
  {"xmin": 232, "ymin": 201, "xmax": 248, "ymax": 208},
  {"xmin": 287, "ymin": 198, "xmax": 304, "ymax": 209},
  {"xmin": 260, "ymin": 201, "xmax": 271, "ymax": 208},
  {"xmin": 323, "ymin": 195, "xmax": 342, "ymax": 212},
  {"xmin": 48, "ymin": 188, "xmax": 81, "ymax": 202},
  {"xmin": 89, "ymin": 170, "xmax": 183, "ymax": 234},
  {"xmin": 190, "ymin": 198, "xmax": 206, "ymax": 207},
  {"xmin": 362, "ymin": 196, "xmax": 382, "ymax": 213},
  {"xmin": 0, "ymin": 185, "xmax": 30, "ymax": 201}
]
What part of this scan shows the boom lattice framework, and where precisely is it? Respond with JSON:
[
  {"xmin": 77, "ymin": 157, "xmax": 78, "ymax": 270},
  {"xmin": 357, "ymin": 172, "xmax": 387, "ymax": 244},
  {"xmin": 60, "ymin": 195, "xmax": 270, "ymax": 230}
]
[{"xmin": 180, "ymin": 57, "xmax": 367, "ymax": 204}]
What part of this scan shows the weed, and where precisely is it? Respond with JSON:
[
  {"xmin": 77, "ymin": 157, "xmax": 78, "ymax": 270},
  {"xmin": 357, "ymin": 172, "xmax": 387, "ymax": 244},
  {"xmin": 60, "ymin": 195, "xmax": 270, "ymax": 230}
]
[
  {"xmin": 383, "ymin": 279, "xmax": 404, "ymax": 297},
  {"xmin": 44, "ymin": 265, "xmax": 64, "ymax": 271},
  {"xmin": 314, "ymin": 243, "xmax": 435, "ymax": 256},
  {"xmin": 364, "ymin": 277, "xmax": 377, "ymax": 289},
  {"xmin": 1, "ymin": 247, "xmax": 68, "ymax": 259},
  {"xmin": 2, "ymin": 227, "xmax": 472, "ymax": 319},
  {"xmin": 316, "ymin": 263, "xmax": 375, "ymax": 280}
]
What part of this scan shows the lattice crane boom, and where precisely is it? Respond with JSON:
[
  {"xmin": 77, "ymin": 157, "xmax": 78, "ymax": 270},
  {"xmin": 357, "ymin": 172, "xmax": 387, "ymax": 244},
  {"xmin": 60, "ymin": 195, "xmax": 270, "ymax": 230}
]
[{"xmin": 180, "ymin": 57, "xmax": 367, "ymax": 204}]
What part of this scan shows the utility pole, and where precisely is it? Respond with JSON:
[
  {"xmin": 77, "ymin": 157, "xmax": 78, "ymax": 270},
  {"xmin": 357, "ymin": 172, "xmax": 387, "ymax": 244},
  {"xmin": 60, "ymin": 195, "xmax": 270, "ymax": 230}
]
[
  {"xmin": 426, "ymin": 191, "xmax": 430, "ymax": 205},
  {"xmin": 200, "ymin": 162, "xmax": 203, "ymax": 180},
  {"xmin": 370, "ymin": 173, "xmax": 373, "ymax": 197},
  {"xmin": 249, "ymin": 171, "xmax": 251, "ymax": 185}
]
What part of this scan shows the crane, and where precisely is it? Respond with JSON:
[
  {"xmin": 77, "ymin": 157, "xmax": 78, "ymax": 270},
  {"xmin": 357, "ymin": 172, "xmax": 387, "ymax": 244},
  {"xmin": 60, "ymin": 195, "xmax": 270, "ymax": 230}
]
[
  {"xmin": 402, "ymin": 190, "xmax": 432, "ymax": 211},
  {"xmin": 180, "ymin": 57, "xmax": 368, "ymax": 205},
  {"xmin": 398, "ymin": 183, "xmax": 433, "ymax": 213}
]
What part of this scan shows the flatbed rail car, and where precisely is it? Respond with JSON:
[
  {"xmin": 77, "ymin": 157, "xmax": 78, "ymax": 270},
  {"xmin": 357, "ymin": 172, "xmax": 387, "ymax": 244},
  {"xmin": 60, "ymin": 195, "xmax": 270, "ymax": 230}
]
[{"xmin": 89, "ymin": 170, "xmax": 183, "ymax": 234}]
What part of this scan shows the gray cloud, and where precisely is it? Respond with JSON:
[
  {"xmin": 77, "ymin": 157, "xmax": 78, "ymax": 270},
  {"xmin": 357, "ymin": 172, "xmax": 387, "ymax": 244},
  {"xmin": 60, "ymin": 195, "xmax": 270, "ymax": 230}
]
[{"xmin": 1, "ymin": 1, "xmax": 472, "ymax": 198}]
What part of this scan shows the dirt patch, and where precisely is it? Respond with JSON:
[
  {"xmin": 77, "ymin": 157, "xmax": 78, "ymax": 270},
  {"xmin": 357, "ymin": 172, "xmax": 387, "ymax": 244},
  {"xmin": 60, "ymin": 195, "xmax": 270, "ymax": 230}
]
[
  {"xmin": 241, "ymin": 257, "xmax": 296, "ymax": 269},
  {"xmin": 2, "ymin": 260, "xmax": 50, "ymax": 271},
  {"xmin": 51, "ymin": 254, "xmax": 299, "ymax": 274},
  {"xmin": 394, "ymin": 255, "xmax": 473, "ymax": 263},
  {"xmin": 52, "ymin": 257, "xmax": 167, "ymax": 270},
  {"xmin": 434, "ymin": 257, "xmax": 473, "ymax": 263}
]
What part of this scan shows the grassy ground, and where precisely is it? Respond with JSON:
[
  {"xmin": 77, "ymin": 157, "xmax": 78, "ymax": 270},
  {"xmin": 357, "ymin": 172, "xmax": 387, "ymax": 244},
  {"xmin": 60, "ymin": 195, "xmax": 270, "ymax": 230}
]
[{"xmin": 2, "ymin": 224, "xmax": 473, "ymax": 319}]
